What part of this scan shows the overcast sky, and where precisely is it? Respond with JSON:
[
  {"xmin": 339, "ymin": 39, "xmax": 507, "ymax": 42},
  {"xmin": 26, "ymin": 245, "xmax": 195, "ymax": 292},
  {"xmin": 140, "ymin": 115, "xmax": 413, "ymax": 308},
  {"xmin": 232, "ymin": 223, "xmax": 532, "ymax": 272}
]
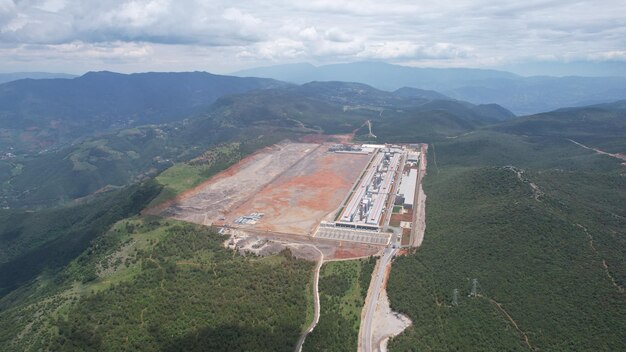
[{"xmin": 1, "ymin": 0, "xmax": 625, "ymax": 75}]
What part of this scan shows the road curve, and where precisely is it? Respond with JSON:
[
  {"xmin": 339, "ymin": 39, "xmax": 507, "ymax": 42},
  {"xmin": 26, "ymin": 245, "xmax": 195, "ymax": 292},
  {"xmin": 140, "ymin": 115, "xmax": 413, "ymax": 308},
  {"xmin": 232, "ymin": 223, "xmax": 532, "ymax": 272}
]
[
  {"xmin": 294, "ymin": 246, "xmax": 324, "ymax": 352},
  {"xmin": 359, "ymin": 246, "xmax": 397, "ymax": 352}
]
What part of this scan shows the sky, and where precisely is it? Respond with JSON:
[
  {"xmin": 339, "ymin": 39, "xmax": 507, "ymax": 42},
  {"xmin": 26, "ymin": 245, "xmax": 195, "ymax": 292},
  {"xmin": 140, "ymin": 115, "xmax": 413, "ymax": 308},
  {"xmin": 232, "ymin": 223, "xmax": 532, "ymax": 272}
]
[{"xmin": 1, "ymin": 0, "xmax": 625, "ymax": 75}]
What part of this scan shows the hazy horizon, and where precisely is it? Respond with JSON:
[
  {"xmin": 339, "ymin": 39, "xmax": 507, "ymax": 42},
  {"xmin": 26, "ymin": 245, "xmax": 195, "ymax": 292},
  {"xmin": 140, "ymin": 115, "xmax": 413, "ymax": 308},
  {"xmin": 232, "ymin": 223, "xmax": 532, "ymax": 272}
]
[
  {"xmin": 1, "ymin": 1, "xmax": 625, "ymax": 76},
  {"xmin": 2, "ymin": 60, "xmax": 626, "ymax": 79}
]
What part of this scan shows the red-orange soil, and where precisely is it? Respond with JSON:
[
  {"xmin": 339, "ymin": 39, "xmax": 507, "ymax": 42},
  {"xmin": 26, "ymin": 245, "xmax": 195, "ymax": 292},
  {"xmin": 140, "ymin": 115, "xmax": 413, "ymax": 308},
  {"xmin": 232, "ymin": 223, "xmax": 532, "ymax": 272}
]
[{"xmin": 228, "ymin": 147, "xmax": 369, "ymax": 235}]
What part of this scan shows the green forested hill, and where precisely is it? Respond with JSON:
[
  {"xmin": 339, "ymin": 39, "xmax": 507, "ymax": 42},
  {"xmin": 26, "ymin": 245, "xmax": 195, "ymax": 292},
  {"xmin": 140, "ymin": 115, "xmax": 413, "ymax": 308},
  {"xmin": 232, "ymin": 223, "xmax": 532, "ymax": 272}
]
[
  {"xmin": 386, "ymin": 129, "xmax": 626, "ymax": 351},
  {"xmin": 0, "ymin": 71, "xmax": 287, "ymax": 154},
  {"xmin": 493, "ymin": 100, "xmax": 626, "ymax": 152},
  {"xmin": 0, "ymin": 180, "xmax": 162, "ymax": 296},
  {"xmin": 0, "ymin": 218, "xmax": 314, "ymax": 351}
]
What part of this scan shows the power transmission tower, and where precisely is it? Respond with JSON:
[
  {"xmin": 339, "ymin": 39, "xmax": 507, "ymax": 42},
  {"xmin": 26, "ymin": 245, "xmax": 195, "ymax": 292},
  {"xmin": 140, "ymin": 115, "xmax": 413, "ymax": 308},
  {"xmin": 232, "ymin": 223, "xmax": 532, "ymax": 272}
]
[
  {"xmin": 452, "ymin": 288, "xmax": 459, "ymax": 306},
  {"xmin": 470, "ymin": 278, "xmax": 478, "ymax": 297}
]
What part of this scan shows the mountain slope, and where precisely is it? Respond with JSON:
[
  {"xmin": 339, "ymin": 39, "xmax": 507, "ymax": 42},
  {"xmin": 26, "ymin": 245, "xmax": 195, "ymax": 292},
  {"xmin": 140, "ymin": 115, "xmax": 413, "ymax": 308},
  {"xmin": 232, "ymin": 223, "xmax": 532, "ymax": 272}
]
[
  {"xmin": 0, "ymin": 71, "xmax": 288, "ymax": 154},
  {"xmin": 493, "ymin": 99, "xmax": 626, "ymax": 152},
  {"xmin": 386, "ymin": 101, "xmax": 626, "ymax": 351},
  {"xmin": 393, "ymin": 87, "xmax": 451, "ymax": 100},
  {"xmin": 446, "ymin": 76, "xmax": 626, "ymax": 115},
  {"xmin": 0, "ymin": 218, "xmax": 314, "ymax": 351}
]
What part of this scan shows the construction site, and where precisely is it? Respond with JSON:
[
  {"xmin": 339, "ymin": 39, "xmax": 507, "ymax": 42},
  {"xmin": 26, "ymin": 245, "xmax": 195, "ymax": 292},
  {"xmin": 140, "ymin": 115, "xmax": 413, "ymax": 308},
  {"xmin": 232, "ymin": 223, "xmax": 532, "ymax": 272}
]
[{"xmin": 156, "ymin": 140, "xmax": 426, "ymax": 250}]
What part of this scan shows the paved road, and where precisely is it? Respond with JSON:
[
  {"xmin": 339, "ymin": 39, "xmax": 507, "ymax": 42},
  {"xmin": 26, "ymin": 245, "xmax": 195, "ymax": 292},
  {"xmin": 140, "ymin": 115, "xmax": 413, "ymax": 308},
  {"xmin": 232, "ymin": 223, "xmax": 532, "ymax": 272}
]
[{"xmin": 360, "ymin": 246, "xmax": 398, "ymax": 352}]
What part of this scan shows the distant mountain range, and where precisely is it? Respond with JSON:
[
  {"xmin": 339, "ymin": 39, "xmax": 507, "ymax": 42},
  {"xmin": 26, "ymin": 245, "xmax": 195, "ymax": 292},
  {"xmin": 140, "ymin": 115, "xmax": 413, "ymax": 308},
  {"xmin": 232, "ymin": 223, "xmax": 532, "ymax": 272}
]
[
  {"xmin": 1, "ymin": 67, "xmax": 623, "ymax": 209},
  {"xmin": 0, "ymin": 72, "xmax": 76, "ymax": 84},
  {"xmin": 234, "ymin": 62, "xmax": 626, "ymax": 115},
  {"xmin": 0, "ymin": 71, "xmax": 287, "ymax": 153}
]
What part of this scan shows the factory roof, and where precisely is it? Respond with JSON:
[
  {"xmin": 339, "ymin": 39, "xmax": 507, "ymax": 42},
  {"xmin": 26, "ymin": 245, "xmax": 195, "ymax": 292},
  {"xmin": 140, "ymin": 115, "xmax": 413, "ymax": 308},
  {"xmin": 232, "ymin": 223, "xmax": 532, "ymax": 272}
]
[
  {"xmin": 407, "ymin": 152, "xmax": 421, "ymax": 161},
  {"xmin": 398, "ymin": 168, "xmax": 418, "ymax": 206}
]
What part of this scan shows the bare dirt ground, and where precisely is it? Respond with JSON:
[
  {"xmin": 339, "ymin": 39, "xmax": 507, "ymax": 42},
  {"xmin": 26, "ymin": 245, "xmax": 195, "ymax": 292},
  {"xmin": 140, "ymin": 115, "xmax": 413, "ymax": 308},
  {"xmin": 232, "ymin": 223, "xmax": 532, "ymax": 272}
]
[
  {"xmin": 298, "ymin": 133, "xmax": 354, "ymax": 144},
  {"xmin": 221, "ymin": 228, "xmax": 382, "ymax": 261},
  {"xmin": 401, "ymin": 228, "xmax": 411, "ymax": 246},
  {"xmin": 154, "ymin": 141, "xmax": 369, "ymax": 237},
  {"xmin": 152, "ymin": 142, "xmax": 319, "ymax": 225},
  {"xmin": 568, "ymin": 139, "xmax": 626, "ymax": 166},
  {"xmin": 412, "ymin": 186, "xmax": 427, "ymax": 247},
  {"xmin": 363, "ymin": 257, "xmax": 412, "ymax": 352},
  {"xmin": 225, "ymin": 146, "xmax": 370, "ymax": 235},
  {"xmin": 373, "ymin": 288, "xmax": 412, "ymax": 352},
  {"xmin": 390, "ymin": 212, "xmax": 412, "ymax": 227},
  {"xmin": 331, "ymin": 242, "xmax": 382, "ymax": 260}
]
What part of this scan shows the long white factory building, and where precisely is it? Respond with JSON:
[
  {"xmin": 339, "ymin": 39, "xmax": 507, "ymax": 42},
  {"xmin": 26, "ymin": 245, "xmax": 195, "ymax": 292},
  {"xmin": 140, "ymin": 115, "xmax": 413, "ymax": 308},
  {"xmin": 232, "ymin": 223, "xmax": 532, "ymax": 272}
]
[
  {"xmin": 366, "ymin": 153, "xmax": 401, "ymax": 225},
  {"xmin": 337, "ymin": 148, "xmax": 402, "ymax": 229}
]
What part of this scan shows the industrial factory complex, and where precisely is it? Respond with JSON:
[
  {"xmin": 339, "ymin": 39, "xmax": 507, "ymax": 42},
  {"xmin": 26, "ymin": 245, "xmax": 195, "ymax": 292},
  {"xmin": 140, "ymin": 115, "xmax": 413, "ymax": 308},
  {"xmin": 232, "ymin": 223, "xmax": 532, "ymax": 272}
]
[
  {"xmin": 314, "ymin": 143, "xmax": 421, "ymax": 245},
  {"xmin": 158, "ymin": 140, "xmax": 425, "ymax": 248}
]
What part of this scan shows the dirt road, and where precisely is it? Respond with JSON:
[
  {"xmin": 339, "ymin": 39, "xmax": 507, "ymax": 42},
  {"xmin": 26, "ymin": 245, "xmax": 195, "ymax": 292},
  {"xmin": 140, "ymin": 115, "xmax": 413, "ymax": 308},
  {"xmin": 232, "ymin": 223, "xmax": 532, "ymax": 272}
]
[
  {"xmin": 295, "ymin": 246, "xmax": 324, "ymax": 352},
  {"xmin": 568, "ymin": 139, "xmax": 626, "ymax": 165}
]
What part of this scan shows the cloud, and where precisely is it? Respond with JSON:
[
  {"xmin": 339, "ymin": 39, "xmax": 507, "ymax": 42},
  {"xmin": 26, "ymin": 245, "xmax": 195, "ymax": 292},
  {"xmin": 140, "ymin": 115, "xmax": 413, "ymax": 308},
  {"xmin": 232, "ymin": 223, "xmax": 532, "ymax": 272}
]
[
  {"xmin": 358, "ymin": 42, "xmax": 471, "ymax": 60},
  {"xmin": 324, "ymin": 28, "xmax": 352, "ymax": 43},
  {"xmin": 0, "ymin": 1, "xmax": 266, "ymax": 45},
  {"xmin": 0, "ymin": 0, "xmax": 17, "ymax": 25},
  {"xmin": 0, "ymin": 0, "xmax": 624, "ymax": 73}
]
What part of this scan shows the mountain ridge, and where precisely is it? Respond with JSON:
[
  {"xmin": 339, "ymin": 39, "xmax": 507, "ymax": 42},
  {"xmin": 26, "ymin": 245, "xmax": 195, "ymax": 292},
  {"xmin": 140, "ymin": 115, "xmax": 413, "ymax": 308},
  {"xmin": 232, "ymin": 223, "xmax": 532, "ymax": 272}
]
[
  {"xmin": 234, "ymin": 62, "xmax": 626, "ymax": 115},
  {"xmin": 0, "ymin": 71, "xmax": 289, "ymax": 154}
]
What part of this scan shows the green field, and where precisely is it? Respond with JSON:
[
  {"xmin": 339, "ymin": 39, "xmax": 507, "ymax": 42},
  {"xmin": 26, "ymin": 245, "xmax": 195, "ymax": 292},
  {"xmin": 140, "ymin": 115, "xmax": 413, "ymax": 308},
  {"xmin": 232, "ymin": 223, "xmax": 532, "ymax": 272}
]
[{"xmin": 148, "ymin": 142, "xmax": 243, "ymax": 206}]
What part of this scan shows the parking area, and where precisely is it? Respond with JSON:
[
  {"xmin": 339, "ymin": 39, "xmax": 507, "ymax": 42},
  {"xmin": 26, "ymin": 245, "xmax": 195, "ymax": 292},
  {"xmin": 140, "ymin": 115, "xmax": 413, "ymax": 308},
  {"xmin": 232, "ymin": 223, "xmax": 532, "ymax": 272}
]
[{"xmin": 315, "ymin": 227, "xmax": 391, "ymax": 245}]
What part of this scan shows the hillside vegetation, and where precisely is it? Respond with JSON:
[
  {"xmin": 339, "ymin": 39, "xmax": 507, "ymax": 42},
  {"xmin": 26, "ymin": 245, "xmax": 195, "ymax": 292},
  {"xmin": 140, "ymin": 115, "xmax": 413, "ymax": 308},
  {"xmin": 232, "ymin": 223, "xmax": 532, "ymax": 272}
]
[
  {"xmin": 0, "ymin": 71, "xmax": 286, "ymax": 154},
  {"xmin": 386, "ymin": 129, "xmax": 626, "ymax": 351},
  {"xmin": 0, "ymin": 218, "xmax": 314, "ymax": 351},
  {"xmin": 493, "ymin": 100, "xmax": 626, "ymax": 152},
  {"xmin": 0, "ymin": 180, "xmax": 162, "ymax": 296},
  {"xmin": 304, "ymin": 258, "xmax": 375, "ymax": 351}
]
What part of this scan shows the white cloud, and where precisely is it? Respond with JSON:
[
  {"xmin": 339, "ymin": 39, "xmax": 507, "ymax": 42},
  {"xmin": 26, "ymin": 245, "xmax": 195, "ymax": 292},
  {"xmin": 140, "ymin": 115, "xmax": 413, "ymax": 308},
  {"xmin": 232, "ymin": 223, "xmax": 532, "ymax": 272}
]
[
  {"xmin": 0, "ymin": 0, "xmax": 17, "ymax": 23},
  {"xmin": 324, "ymin": 28, "xmax": 352, "ymax": 43},
  {"xmin": 0, "ymin": 0, "xmax": 624, "ymax": 73},
  {"xmin": 357, "ymin": 42, "xmax": 471, "ymax": 60}
]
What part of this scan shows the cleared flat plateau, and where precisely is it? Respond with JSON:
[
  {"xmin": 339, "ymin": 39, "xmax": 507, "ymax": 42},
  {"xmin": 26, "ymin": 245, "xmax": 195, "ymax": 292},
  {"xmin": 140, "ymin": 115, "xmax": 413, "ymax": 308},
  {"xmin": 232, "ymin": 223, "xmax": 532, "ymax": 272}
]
[{"xmin": 159, "ymin": 142, "xmax": 370, "ymax": 236}]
